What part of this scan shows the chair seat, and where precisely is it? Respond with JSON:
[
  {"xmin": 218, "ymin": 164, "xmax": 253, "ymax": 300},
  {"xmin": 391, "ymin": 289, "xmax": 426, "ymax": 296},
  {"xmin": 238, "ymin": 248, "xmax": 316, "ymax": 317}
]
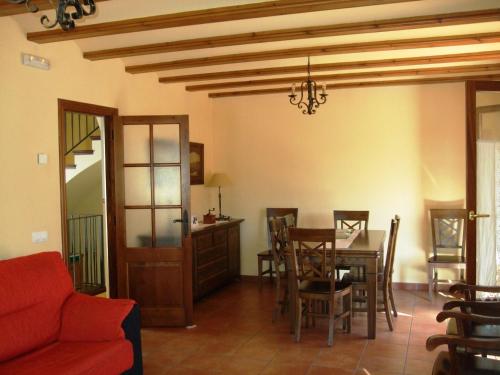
[
  {"xmin": 257, "ymin": 249, "xmax": 273, "ymax": 259},
  {"xmin": 432, "ymin": 351, "xmax": 500, "ymax": 375},
  {"xmin": 428, "ymin": 255, "xmax": 466, "ymax": 264},
  {"xmin": 299, "ymin": 280, "xmax": 352, "ymax": 294}
]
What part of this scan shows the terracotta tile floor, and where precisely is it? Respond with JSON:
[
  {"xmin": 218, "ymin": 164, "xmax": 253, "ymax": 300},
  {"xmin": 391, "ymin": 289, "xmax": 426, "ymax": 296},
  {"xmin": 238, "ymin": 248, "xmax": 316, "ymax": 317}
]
[{"xmin": 142, "ymin": 281, "xmax": 449, "ymax": 375}]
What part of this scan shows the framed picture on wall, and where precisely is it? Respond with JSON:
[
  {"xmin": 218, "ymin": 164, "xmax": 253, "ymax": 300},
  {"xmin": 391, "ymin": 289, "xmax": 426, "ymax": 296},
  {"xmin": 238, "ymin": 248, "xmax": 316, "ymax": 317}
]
[{"xmin": 189, "ymin": 142, "xmax": 204, "ymax": 185}]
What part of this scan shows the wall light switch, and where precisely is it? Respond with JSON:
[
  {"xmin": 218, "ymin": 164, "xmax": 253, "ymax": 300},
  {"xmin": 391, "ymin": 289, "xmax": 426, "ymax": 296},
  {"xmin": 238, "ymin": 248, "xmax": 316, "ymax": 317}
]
[
  {"xmin": 37, "ymin": 153, "xmax": 48, "ymax": 165},
  {"xmin": 32, "ymin": 231, "xmax": 48, "ymax": 243}
]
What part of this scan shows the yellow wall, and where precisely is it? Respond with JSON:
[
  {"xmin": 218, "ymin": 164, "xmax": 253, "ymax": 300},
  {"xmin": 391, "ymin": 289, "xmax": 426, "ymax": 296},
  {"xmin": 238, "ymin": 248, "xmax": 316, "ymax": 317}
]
[
  {"xmin": 212, "ymin": 83, "xmax": 466, "ymax": 283},
  {"xmin": 0, "ymin": 17, "xmax": 214, "ymax": 259}
]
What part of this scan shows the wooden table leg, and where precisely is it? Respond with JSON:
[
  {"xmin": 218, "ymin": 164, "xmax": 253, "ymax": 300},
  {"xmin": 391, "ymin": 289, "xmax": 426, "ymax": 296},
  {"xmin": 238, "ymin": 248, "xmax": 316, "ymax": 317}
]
[{"xmin": 366, "ymin": 257, "xmax": 378, "ymax": 339}]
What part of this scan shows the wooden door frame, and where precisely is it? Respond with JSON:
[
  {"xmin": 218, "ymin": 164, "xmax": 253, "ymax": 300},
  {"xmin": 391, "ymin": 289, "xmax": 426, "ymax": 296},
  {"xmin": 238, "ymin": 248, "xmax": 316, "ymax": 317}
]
[
  {"xmin": 465, "ymin": 80, "xmax": 500, "ymax": 284},
  {"xmin": 58, "ymin": 99, "xmax": 119, "ymax": 297}
]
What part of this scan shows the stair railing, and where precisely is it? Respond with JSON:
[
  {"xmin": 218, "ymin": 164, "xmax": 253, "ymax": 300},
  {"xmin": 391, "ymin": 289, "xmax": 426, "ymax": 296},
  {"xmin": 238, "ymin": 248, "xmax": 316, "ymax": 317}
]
[
  {"xmin": 67, "ymin": 214, "xmax": 105, "ymax": 294},
  {"xmin": 65, "ymin": 111, "xmax": 100, "ymax": 155}
]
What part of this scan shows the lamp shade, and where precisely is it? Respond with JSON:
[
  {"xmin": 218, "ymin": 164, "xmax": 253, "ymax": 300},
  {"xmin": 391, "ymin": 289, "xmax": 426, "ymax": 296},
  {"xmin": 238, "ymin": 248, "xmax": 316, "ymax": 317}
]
[{"xmin": 207, "ymin": 173, "xmax": 232, "ymax": 187}]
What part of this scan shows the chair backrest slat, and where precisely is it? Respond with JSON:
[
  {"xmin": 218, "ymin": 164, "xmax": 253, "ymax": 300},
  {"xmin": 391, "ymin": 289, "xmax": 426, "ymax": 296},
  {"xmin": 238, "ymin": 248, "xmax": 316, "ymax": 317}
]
[
  {"xmin": 430, "ymin": 209, "xmax": 467, "ymax": 259},
  {"xmin": 334, "ymin": 210, "xmax": 369, "ymax": 230},
  {"xmin": 288, "ymin": 228, "xmax": 336, "ymax": 292},
  {"xmin": 383, "ymin": 215, "xmax": 400, "ymax": 289}
]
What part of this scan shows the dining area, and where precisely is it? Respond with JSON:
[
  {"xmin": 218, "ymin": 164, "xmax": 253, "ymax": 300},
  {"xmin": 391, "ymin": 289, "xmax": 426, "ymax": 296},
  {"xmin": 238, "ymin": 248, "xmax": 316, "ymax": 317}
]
[{"xmin": 258, "ymin": 208, "xmax": 399, "ymax": 345}]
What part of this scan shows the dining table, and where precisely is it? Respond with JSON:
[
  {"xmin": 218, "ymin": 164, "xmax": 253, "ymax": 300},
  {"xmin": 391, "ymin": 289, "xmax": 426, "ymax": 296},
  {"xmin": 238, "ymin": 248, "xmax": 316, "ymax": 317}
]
[{"xmin": 287, "ymin": 229, "xmax": 386, "ymax": 340}]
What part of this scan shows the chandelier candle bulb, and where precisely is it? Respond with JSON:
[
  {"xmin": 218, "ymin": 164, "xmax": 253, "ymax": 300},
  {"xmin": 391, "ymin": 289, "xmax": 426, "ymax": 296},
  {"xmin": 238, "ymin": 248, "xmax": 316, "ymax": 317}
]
[{"xmin": 291, "ymin": 83, "xmax": 296, "ymax": 95}]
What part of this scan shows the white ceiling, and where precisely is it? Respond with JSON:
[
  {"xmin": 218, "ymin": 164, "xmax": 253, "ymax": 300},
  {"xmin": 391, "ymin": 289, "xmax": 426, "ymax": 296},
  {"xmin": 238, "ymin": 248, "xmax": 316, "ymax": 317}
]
[{"xmin": 10, "ymin": 0, "xmax": 500, "ymax": 93}]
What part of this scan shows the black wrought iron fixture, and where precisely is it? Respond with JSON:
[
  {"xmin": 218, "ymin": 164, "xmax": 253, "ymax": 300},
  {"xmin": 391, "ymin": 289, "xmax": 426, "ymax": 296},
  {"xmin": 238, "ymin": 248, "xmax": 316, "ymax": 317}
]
[
  {"xmin": 8, "ymin": 0, "xmax": 96, "ymax": 31},
  {"xmin": 288, "ymin": 56, "xmax": 328, "ymax": 115}
]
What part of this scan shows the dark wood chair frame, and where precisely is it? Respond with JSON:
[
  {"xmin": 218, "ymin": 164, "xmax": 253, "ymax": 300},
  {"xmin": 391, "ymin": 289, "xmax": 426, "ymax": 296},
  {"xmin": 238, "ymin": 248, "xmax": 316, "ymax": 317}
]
[
  {"xmin": 257, "ymin": 208, "xmax": 298, "ymax": 290},
  {"xmin": 333, "ymin": 210, "xmax": 369, "ymax": 231},
  {"xmin": 346, "ymin": 215, "xmax": 400, "ymax": 330},
  {"xmin": 268, "ymin": 218, "xmax": 289, "ymax": 322},
  {"xmin": 288, "ymin": 227, "xmax": 352, "ymax": 346},
  {"xmin": 427, "ymin": 209, "xmax": 467, "ymax": 299},
  {"xmin": 333, "ymin": 210, "xmax": 369, "ymax": 279}
]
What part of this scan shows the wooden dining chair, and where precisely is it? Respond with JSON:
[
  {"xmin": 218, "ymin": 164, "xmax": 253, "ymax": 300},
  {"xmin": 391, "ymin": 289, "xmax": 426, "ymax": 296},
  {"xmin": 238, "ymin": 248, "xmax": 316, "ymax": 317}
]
[
  {"xmin": 343, "ymin": 215, "xmax": 400, "ymax": 330},
  {"xmin": 427, "ymin": 209, "xmax": 467, "ymax": 299},
  {"xmin": 333, "ymin": 210, "xmax": 369, "ymax": 279},
  {"xmin": 257, "ymin": 208, "xmax": 298, "ymax": 290},
  {"xmin": 288, "ymin": 227, "xmax": 352, "ymax": 346},
  {"xmin": 268, "ymin": 217, "xmax": 289, "ymax": 322},
  {"xmin": 333, "ymin": 210, "xmax": 369, "ymax": 231}
]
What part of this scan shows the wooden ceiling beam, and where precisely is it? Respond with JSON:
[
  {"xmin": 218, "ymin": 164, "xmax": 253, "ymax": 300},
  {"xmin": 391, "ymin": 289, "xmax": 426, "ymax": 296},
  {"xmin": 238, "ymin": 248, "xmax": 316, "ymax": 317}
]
[
  {"xmin": 159, "ymin": 50, "xmax": 500, "ymax": 83},
  {"xmin": 0, "ymin": 0, "xmax": 108, "ymax": 17},
  {"xmin": 26, "ymin": 0, "xmax": 417, "ymax": 44},
  {"xmin": 84, "ymin": 8, "xmax": 500, "ymax": 61},
  {"xmin": 185, "ymin": 63, "xmax": 500, "ymax": 91},
  {"xmin": 127, "ymin": 32, "xmax": 500, "ymax": 74},
  {"xmin": 208, "ymin": 74, "xmax": 500, "ymax": 98}
]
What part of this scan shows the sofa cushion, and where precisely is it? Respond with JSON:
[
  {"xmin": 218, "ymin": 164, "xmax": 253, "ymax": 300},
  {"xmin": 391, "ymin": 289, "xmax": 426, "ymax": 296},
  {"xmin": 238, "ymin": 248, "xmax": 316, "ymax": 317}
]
[
  {"xmin": 60, "ymin": 293, "xmax": 134, "ymax": 342},
  {"xmin": 0, "ymin": 252, "xmax": 73, "ymax": 361},
  {"xmin": 0, "ymin": 340, "xmax": 133, "ymax": 375}
]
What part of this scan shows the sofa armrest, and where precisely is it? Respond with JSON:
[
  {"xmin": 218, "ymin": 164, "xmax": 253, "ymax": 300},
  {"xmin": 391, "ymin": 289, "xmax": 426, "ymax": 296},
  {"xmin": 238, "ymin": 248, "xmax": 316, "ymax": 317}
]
[
  {"xmin": 122, "ymin": 304, "xmax": 143, "ymax": 375},
  {"xmin": 59, "ymin": 293, "xmax": 134, "ymax": 342}
]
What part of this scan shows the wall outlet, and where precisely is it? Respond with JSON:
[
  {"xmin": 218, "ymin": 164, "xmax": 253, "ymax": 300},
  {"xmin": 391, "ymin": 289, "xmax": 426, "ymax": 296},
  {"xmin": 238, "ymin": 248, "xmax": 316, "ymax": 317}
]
[{"xmin": 32, "ymin": 231, "xmax": 48, "ymax": 243}]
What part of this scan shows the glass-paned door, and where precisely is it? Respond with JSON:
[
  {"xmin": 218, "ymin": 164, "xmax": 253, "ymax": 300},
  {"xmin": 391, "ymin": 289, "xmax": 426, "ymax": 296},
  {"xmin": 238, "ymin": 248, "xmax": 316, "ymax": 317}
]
[
  {"xmin": 466, "ymin": 81, "xmax": 500, "ymax": 287},
  {"xmin": 116, "ymin": 115, "xmax": 192, "ymax": 327}
]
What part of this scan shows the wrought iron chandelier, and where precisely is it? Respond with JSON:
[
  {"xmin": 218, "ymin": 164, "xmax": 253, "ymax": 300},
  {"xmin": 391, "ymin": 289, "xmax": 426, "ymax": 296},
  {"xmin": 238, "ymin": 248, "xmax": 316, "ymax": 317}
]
[
  {"xmin": 8, "ymin": 0, "xmax": 96, "ymax": 31},
  {"xmin": 288, "ymin": 56, "xmax": 328, "ymax": 115}
]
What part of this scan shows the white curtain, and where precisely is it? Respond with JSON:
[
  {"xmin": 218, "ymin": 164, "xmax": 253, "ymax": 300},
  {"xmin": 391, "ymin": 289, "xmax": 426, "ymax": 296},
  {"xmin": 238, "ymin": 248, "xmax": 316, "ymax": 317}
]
[{"xmin": 476, "ymin": 141, "xmax": 498, "ymax": 286}]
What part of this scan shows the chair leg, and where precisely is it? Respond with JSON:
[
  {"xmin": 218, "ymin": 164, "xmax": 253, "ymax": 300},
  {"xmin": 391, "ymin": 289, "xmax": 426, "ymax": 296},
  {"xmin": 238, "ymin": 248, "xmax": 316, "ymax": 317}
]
[
  {"xmin": 328, "ymin": 300, "xmax": 335, "ymax": 346},
  {"xmin": 269, "ymin": 260, "xmax": 274, "ymax": 284},
  {"xmin": 388, "ymin": 280, "xmax": 398, "ymax": 317},
  {"xmin": 295, "ymin": 297, "xmax": 302, "ymax": 343},
  {"xmin": 272, "ymin": 274, "xmax": 280, "ymax": 323},
  {"xmin": 383, "ymin": 287, "xmax": 393, "ymax": 331},
  {"xmin": 427, "ymin": 264, "xmax": 433, "ymax": 300},
  {"xmin": 258, "ymin": 257, "xmax": 263, "ymax": 291},
  {"xmin": 343, "ymin": 293, "xmax": 352, "ymax": 334}
]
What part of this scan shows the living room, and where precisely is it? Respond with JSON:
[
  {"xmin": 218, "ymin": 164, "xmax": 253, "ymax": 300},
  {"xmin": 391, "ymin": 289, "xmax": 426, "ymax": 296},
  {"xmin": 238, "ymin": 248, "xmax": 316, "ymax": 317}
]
[{"xmin": 1, "ymin": 1, "xmax": 500, "ymax": 374}]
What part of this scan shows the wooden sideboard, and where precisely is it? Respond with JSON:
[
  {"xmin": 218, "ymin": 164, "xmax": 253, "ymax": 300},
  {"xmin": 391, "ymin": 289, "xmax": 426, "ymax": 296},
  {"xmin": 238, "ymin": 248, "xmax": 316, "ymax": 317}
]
[{"xmin": 191, "ymin": 219, "xmax": 244, "ymax": 300}]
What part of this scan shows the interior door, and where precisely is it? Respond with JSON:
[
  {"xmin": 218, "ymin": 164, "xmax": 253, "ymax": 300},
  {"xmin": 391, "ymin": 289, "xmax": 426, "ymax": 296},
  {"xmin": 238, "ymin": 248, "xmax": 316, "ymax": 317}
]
[
  {"xmin": 466, "ymin": 81, "xmax": 500, "ymax": 286},
  {"xmin": 115, "ymin": 115, "xmax": 192, "ymax": 326}
]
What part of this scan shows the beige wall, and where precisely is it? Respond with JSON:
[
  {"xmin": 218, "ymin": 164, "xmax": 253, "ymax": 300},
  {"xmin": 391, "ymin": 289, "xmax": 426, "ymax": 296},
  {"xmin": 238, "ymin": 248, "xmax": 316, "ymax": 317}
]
[
  {"xmin": 0, "ymin": 17, "xmax": 214, "ymax": 259},
  {"xmin": 212, "ymin": 83, "xmax": 466, "ymax": 283}
]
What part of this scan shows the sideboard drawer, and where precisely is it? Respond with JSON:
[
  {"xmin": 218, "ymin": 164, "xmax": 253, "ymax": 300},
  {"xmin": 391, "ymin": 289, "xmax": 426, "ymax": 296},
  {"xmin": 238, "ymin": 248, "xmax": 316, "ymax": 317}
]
[
  {"xmin": 213, "ymin": 229, "xmax": 227, "ymax": 245},
  {"xmin": 195, "ymin": 233, "xmax": 213, "ymax": 251},
  {"xmin": 192, "ymin": 219, "xmax": 243, "ymax": 300},
  {"xmin": 197, "ymin": 245, "xmax": 226, "ymax": 267},
  {"xmin": 198, "ymin": 256, "xmax": 228, "ymax": 282}
]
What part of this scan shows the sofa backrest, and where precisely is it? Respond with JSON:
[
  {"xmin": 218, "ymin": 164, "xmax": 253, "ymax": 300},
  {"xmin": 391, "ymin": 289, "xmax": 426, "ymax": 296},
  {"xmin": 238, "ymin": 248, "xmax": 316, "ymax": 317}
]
[{"xmin": 0, "ymin": 251, "xmax": 73, "ymax": 362}]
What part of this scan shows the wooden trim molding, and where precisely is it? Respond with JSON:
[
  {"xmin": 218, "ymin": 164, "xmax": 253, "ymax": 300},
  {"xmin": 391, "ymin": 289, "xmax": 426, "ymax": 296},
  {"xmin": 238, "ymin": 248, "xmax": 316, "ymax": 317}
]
[
  {"xmin": 84, "ymin": 9, "xmax": 500, "ymax": 61},
  {"xmin": 159, "ymin": 50, "xmax": 500, "ymax": 83},
  {"xmin": 0, "ymin": 0, "xmax": 108, "ymax": 17},
  {"xmin": 127, "ymin": 32, "xmax": 500, "ymax": 74},
  {"xmin": 186, "ymin": 63, "xmax": 500, "ymax": 91},
  {"xmin": 27, "ymin": 0, "xmax": 416, "ymax": 43},
  {"xmin": 208, "ymin": 74, "xmax": 500, "ymax": 98}
]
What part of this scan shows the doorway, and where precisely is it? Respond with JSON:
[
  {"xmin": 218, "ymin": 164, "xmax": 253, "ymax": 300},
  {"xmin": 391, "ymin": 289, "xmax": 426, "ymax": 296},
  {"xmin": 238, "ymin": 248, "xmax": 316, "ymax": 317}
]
[
  {"xmin": 465, "ymin": 81, "xmax": 500, "ymax": 286},
  {"xmin": 58, "ymin": 99, "xmax": 119, "ymax": 297}
]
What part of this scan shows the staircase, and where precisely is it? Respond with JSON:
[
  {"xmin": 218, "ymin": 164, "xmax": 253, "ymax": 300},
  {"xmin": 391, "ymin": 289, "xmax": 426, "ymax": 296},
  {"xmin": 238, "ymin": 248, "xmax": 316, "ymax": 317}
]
[{"xmin": 65, "ymin": 112, "xmax": 103, "ymax": 182}]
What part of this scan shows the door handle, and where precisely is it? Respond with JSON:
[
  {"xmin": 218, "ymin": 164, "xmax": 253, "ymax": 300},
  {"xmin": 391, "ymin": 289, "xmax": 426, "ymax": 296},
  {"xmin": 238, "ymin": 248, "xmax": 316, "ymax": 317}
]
[
  {"xmin": 468, "ymin": 210, "xmax": 490, "ymax": 221},
  {"xmin": 173, "ymin": 210, "xmax": 189, "ymax": 237}
]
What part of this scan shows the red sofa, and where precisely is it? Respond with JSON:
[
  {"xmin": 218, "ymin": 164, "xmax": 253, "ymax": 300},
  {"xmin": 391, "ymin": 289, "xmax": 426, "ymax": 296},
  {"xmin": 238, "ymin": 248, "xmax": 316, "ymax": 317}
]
[{"xmin": 0, "ymin": 251, "xmax": 142, "ymax": 374}]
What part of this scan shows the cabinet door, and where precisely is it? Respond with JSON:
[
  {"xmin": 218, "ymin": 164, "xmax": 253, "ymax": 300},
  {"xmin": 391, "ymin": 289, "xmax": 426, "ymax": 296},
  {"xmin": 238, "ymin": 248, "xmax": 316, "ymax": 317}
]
[{"xmin": 228, "ymin": 225, "xmax": 240, "ymax": 277}]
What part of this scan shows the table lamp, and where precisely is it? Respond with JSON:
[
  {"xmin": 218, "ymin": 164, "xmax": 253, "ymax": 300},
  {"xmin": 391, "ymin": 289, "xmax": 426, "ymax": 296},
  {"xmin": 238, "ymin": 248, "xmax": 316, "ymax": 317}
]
[{"xmin": 207, "ymin": 173, "xmax": 232, "ymax": 220}]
